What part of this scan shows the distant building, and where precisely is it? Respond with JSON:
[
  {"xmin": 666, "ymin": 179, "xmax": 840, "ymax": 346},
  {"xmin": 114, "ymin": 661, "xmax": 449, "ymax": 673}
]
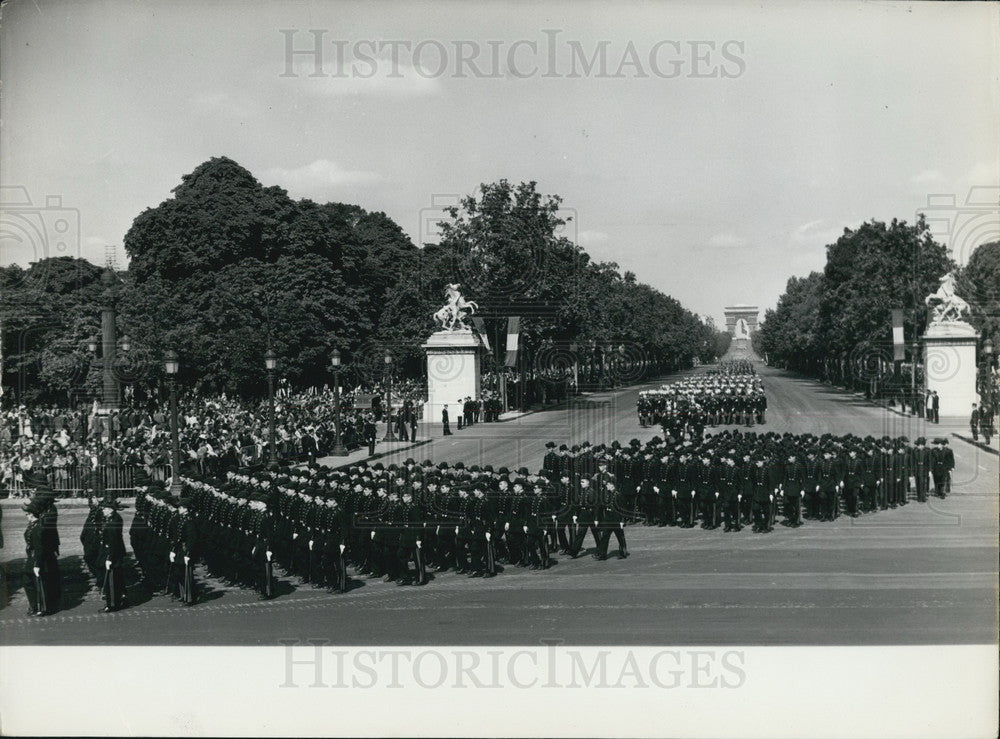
[{"xmin": 724, "ymin": 305, "xmax": 759, "ymax": 338}]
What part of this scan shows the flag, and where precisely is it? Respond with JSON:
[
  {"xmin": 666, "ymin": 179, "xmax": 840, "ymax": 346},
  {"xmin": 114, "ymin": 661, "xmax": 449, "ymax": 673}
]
[
  {"xmin": 505, "ymin": 316, "xmax": 520, "ymax": 367},
  {"xmin": 471, "ymin": 316, "xmax": 491, "ymax": 352},
  {"xmin": 891, "ymin": 309, "xmax": 905, "ymax": 361}
]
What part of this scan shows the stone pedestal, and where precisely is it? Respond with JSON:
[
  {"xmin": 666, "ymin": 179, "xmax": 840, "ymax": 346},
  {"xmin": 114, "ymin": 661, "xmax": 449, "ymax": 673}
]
[
  {"xmin": 422, "ymin": 329, "xmax": 483, "ymax": 426},
  {"xmin": 922, "ymin": 321, "xmax": 978, "ymax": 418}
]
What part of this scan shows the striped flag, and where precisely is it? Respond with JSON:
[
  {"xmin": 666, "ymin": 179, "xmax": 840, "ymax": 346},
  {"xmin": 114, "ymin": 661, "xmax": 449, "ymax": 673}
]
[
  {"xmin": 891, "ymin": 309, "xmax": 905, "ymax": 361},
  {"xmin": 505, "ymin": 316, "xmax": 520, "ymax": 367},
  {"xmin": 471, "ymin": 316, "xmax": 491, "ymax": 352}
]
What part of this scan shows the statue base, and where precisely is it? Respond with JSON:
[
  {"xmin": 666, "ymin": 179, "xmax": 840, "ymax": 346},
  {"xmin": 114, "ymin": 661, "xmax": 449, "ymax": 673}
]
[
  {"xmin": 922, "ymin": 321, "xmax": 978, "ymax": 419},
  {"xmin": 422, "ymin": 329, "xmax": 484, "ymax": 427}
]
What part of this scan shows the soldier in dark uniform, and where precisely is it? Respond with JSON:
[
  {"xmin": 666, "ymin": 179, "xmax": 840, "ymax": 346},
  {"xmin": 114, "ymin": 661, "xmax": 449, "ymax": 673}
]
[
  {"xmin": 597, "ymin": 480, "xmax": 630, "ymax": 559},
  {"xmin": 718, "ymin": 454, "xmax": 741, "ymax": 531},
  {"xmin": 175, "ymin": 499, "xmax": 199, "ymax": 606},
  {"xmin": 930, "ymin": 438, "xmax": 951, "ymax": 497},
  {"xmin": 99, "ymin": 497, "xmax": 127, "ymax": 612},
  {"xmin": 818, "ymin": 449, "xmax": 841, "ymax": 521},
  {"xmin": 860, "ymin": 442, "xmax": 880, "ymax": 512},
  {"xmin": 364, "ymin": 413, "xmax": 377, "ymax": 456},
  {"xmin": 676, "ymin": 450, "xmax": 699, "ymax": 528},
  {"xmin": 782, "ymin": 452, "xmax": 805, "ymax": 527},
  {"xmin": 253, "ymin": 497, "xmax": 277, "ymax": 599},
  {"xmin": 750, "ymin": 457, "xmax": 775, "ymax": 533},
  {"xmin": 569, "ymin": 476, "xmax": 601, "ymax": 556},
  {"xmin": 911, "ymin": 437, "xmax": 931, "ymax": 503},
  {"xmin": 23, "ymin": 500, "xmax": 60, "ymax": 616},
  {"xmin": 842, "ymin": 447, "xmax": 863, "ymax": 517},
  {"xmin": 396, "ymin": 491, "xmax": 427, "ymax": 585},
  {"xmin": 81, "ymin": 495, "xmax": 105, "ymax": 584}
]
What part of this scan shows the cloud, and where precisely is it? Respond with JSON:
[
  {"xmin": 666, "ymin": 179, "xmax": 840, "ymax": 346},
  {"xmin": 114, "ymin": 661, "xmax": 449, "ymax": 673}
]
[
  {"xmin": 284, "ymin": 52, "xmax": 443, "ymax": 98},
  {"xmin": 577, "ymin": 230, "xmax": 609, "ymax": 245},
  {"xmin": 260, "ymin": 159, "xmax": 382, "ymax": 198},
  {"xmin": 708, "ymin": 232, "xmax": 747, "ymax": 248},
  {"xmin": 791, "ymin": 218, "xmax": 845, "ymax": 247},
  {"xmin": 910, "ymin": 169, "xmax": 946, "ymax": 186}
]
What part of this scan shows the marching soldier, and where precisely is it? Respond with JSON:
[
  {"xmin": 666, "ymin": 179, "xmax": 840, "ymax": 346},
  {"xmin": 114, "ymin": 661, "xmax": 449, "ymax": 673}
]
[{"xmin": 930, "ymin": 438, "xmax": 951, "ymax": 497}]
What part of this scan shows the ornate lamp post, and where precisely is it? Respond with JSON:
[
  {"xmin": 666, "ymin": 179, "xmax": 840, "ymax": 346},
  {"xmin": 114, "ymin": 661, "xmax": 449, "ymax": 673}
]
[
  {"xmin": 383, "ymin": 349, "xmax": 396, "ymax": 442},
  {"xmin": 330, "ymin": 349, "xmax": 349, "ymax": 456},
  {"xmin": 265, "ymin": 346, "xmax": 278, "ymax": 469},
  {"xmin": 164, "ymin": 350, "xmax": 182, "ymax": 496}
]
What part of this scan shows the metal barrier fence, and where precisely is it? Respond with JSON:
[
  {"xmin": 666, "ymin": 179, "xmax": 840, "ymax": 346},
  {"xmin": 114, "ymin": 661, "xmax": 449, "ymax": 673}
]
[{"xmin": 1, "ymin": 464, "xmax": 173, "ymax": 498}]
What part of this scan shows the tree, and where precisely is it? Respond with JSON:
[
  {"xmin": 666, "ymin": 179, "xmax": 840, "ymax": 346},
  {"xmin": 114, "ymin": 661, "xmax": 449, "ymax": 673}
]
[
  {"xmin": 958, "ymin": 240, "xmax": 1000, "ymax": 350},
  {"xmin": 0, "ymin": 257, "xmax": 106, "ymax": 404},
  {"xmin": 758, "ymin": 272, "xmax": 825, "ymax": 371},
  {"xmin": 819, "ymin": 216, "xmax": 952, "ymax": 360},
  {"xmin": 120, "ymin": 156, "xmax": 413, "ymax": 396}
]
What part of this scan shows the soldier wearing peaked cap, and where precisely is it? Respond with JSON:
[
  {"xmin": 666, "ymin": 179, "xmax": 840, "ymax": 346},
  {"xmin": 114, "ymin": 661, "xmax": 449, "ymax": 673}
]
[
  {"xmin": 81, "ymin": 494, "xmax": 105, "ymax": 583},
  {"xmin": 930, "ymin": 438, "xmax": 953, "ymax": 498},
  {"xmin": 99, "ymin": 497, "xmax": 127, "ymax": 612},
  {"xmin": 22, "ymin": 499, "xmax": 61, "ymax": 616},
  {"xmin": 911, "ymin": 437, "xmax": 931, "ymax": 503}
]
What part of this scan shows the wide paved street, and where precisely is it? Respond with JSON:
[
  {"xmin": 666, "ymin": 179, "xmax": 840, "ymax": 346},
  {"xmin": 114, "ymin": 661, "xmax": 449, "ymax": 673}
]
[{"xmin": 2, "ymin": 359, "xmax": 996, "ymax": 646}]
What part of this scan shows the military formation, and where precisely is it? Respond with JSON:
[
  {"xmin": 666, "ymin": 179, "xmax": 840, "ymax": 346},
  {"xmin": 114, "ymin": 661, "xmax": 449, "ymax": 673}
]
[
  {"xmin": 4, "ymin": 366, "xmax": 961, "ymax": 614},
  {"xmin": 143, "ymin": 456, "xmax": 633, "ymax": 597},
  {"xmin": 550, "ymin": 431, "xmax": 956, "ymax": 533},
  {"xmin": 637, "ymin": 361, "xmax": 767, "ymax": 434}
]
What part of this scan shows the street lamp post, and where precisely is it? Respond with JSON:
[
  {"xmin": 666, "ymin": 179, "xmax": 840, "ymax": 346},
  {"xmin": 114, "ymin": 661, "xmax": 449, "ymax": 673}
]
[
  {"xmin": 164, "ymin": 350, "xmax": 182, "ymax": 496},
  {"xmin": 330, "ymin": 349, "xmax": 349, "ymax": 456},
  {"xmin": 383, "ymin": 350, "xmax": 396, "ymax": 442},
  {"xmin": 265, "ymin": 347, "xmax": 278, "ymax": 470}
]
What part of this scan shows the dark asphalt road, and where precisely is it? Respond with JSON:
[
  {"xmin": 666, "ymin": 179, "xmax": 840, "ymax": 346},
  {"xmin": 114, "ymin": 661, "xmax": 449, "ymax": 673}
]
[{"xmin": 2, "ymin": 358, "xmax": 997, "ymax": 646}]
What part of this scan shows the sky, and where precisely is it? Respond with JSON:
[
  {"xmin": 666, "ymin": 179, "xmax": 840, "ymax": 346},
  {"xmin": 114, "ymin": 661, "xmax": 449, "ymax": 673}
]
[{"xmin": 1, "ymin": 0, "xmax": 998, "ymax": 326}]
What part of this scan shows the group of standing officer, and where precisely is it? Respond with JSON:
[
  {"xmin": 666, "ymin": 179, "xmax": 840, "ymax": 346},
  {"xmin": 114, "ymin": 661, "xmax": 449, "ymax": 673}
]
[
  {"xmin": 970, "ymin": 402, "xmax": 996, "ymax": 446},
  {"xmin": 542, "ymin": 431, "xmax": 956, "ymax": 534}
]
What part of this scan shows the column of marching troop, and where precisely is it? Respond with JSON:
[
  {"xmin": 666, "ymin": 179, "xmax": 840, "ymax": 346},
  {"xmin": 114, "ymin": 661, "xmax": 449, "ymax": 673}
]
[
  {"xmin": 119, "ymin": 457, "xmax": 638, "ymax": 600},
  {"xmin": 637, "ymin": 362, "xmax": 767, "ymax": 434}
]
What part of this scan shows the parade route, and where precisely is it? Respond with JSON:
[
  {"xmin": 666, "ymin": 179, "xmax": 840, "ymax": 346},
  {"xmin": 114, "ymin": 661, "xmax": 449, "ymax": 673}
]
[{"xmin": 2, "ymin": 362, "xmax": 996, "ymax": 647}]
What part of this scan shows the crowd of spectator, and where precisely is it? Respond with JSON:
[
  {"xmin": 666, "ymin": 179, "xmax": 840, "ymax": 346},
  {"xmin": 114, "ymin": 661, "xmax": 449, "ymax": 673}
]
[{"xmin": 0, "ymin": 389, "xmax": 388, "ymax": 497}]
